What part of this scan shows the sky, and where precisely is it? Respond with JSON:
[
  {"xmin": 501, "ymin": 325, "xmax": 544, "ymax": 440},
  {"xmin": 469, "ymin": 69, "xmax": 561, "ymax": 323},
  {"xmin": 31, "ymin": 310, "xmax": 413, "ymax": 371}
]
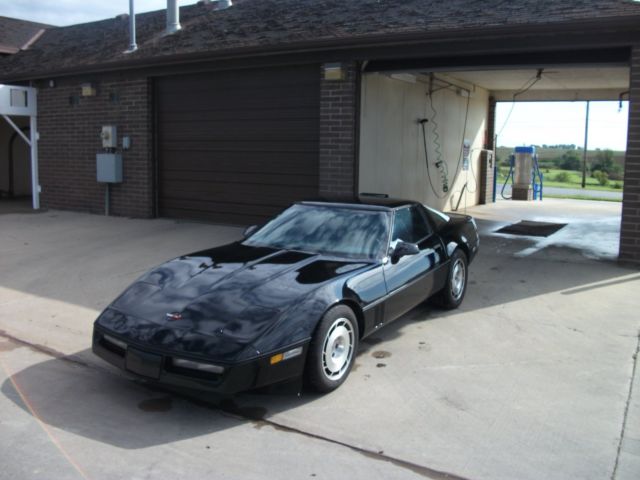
[
  {"xmin": 0, "ymin": 1, "xmax": 199, "ymax": 26},
  {"xmin": 495, "ymin": 101, "xmax": 629, "ymax": 151},
  {"xmin": 1, "ymin": 2, "xmax": 632, "ymax": 152}
]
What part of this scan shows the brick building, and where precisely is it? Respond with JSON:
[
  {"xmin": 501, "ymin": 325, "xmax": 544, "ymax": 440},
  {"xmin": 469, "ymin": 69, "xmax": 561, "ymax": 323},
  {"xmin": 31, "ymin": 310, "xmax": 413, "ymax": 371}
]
[{"xmin": 0, "ymin": 0, "xmax": 639, "ymax": 263}]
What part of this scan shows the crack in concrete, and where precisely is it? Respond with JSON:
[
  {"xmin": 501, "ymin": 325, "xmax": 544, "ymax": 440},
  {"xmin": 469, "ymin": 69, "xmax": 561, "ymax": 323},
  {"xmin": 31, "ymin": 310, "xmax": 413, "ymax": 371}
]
[
  {"xmin": 238, "ymin": 414, "xmax": 474, "ymax": 480},
  {"xmin": 0, "ymin": 329, "xmax": 473, "ymax": 480},
  {"xmin": 0, "ymin": 329, "xmax": 81, "ymax": 363},
  {"xmin": 0, "ymin": 329, "xmax": 111, "ymax": 376},
  {"xmin": 611, "ymin": 328, "xmax": 640, "ymax": 480}
]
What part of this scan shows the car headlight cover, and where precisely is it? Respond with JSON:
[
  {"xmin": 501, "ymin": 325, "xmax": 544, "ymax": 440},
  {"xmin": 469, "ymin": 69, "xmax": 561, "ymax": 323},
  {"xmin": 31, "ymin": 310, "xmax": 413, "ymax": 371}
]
[
  {"xmin": 103, "ymin": 334, "xmax": 127, "ymax": 350},
  {"xmin": 172, "ymin": 357, "xmax": 225, "ymax": 374}
]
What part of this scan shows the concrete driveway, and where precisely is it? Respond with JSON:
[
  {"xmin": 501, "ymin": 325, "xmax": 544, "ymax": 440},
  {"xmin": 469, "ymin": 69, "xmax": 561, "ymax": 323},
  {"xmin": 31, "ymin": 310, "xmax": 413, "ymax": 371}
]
[{"xmin": 0, "ymin": 206, "xmax": 638, "ymax": 480}]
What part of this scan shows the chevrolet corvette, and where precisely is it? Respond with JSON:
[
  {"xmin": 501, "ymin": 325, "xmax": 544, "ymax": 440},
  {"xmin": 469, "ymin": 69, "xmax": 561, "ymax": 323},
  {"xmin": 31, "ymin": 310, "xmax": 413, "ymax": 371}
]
[{"xmin": 92, "ymin": 196, "xmax": 479, "ymax": 393}]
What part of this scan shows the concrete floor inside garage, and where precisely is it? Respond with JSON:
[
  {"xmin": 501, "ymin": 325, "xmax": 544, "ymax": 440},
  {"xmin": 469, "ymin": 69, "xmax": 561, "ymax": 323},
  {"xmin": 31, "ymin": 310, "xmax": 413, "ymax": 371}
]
[{"xmin": 0, "ymin": 203, "xmax": 638, "ymax": 480}]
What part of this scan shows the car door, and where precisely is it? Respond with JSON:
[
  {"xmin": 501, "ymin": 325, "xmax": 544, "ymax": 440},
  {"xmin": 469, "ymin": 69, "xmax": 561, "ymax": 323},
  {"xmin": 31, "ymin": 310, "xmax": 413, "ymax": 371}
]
[{"xmin": 382, "ymin": 205, "xmax": 445, "ymax": 322}]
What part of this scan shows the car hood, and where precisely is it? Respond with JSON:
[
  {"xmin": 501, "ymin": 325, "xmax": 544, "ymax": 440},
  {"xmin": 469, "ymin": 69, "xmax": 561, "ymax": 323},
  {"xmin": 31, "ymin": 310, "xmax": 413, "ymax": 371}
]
[{"xmin": 101, "ymin": 242, "xmax": 370, "ymax": 348}]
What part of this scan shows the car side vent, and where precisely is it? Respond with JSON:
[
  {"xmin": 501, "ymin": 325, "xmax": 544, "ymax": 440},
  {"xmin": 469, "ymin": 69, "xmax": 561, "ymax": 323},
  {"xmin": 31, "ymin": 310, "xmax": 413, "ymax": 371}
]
[{"xmin": 360, "ymin": 192, "xmax": 389, "ymax": 198}]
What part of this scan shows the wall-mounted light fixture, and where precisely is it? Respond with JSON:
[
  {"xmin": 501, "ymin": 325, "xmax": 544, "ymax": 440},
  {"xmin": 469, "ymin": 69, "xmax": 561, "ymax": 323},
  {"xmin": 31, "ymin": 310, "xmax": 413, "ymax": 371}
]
[
  {"xmin": 81, "ymin": 83, "xmax": 97, "ymax": 97},
  {"xmin": 389, "ymin": 73, "xmax": 417, "ymax": 84},
  {"xmin": 323, "ymin": 63, "xmax": 345, "ymax": 81}
]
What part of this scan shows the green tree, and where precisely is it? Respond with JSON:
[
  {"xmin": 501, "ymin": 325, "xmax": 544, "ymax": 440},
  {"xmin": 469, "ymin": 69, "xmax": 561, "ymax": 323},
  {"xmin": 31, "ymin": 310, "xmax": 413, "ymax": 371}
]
[
  {"xmin": 554, "ymin": 171, "xmax": 571, "ymax": 183},
  {"xmin": 559, "ymin": 150, "xmax": 581, "ymax": 171},
  {"xmin": 591, "ymin": 149, "xmax": 615, "ymax": 174},
  {"xmin": 592, "ymin": 170, "xmax": 609, "ymax": 186}
]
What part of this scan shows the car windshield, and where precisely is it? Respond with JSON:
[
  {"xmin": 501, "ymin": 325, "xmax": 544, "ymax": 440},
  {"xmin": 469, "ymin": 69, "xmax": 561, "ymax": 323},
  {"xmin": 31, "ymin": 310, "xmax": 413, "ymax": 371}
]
[{"xmin": 244, "ymin": 204, "xmax": 389, "ymax": 260}]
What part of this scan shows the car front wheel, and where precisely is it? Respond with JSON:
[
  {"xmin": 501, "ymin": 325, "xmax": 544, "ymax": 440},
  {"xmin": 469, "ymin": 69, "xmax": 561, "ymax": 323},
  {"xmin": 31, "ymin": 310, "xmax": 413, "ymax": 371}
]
[
  {"xmin": 305, "ymin": 305, "xmax": 359, "ymax": 393},
  {"xmin": 434, "ymin": 248, "xmax": 468, "ymax": 309}
]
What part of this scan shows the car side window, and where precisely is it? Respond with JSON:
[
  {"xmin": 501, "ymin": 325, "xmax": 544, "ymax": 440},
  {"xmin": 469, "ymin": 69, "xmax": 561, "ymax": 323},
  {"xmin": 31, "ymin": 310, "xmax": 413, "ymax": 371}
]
[{"xmin": 392, "ymin": 206, "xmax": 432, "ymax": 244}]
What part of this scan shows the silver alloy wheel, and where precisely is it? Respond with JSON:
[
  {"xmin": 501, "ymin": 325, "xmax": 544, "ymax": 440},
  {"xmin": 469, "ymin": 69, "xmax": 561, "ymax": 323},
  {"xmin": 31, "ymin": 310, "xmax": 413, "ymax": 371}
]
[
  {"xmin": 321, "ymin": 317, "xmax": 355, "ymax": 381},
  {"xmin": 450, "ymin": 258, "xmax": 466, "ymax": 300}
]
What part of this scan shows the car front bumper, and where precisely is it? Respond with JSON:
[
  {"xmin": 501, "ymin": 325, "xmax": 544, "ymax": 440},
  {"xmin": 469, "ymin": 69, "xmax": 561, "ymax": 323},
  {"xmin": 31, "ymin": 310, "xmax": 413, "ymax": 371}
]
[{"xmin": 92, "ymin": 327, "xmax": 308, "ymax": 394}]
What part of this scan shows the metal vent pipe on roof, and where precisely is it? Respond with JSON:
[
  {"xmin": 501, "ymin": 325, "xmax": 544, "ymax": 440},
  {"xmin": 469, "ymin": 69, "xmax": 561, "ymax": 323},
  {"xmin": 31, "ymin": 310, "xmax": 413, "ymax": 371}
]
[
  {"xmin": 166, "ymin": 0, "xmax": 182, "ymax": 35},
  {"xmin": 126, "ymin": 0, "xmax": 137, "ymax": 52}
]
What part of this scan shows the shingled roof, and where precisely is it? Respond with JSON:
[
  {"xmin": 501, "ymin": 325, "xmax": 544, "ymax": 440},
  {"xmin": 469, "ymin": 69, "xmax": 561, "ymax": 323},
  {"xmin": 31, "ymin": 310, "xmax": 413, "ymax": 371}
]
[
  {"xmin": 1, "ymin": 0, "xmax": 639, "ymax": 80},
  {"xmin": 0, "ymin": 16, "xmax": 51, "ymax": 55}
]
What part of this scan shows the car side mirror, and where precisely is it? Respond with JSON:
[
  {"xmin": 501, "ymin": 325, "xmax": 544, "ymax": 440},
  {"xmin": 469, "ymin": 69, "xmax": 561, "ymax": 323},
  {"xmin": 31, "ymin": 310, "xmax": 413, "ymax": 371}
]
[
  {"xmin": 243, "ymin": 225, "xmax": 258, "ymax": 238},
  {"xmin": 390, "ymin": 241, "xmax": 420, "ymax": 264}
]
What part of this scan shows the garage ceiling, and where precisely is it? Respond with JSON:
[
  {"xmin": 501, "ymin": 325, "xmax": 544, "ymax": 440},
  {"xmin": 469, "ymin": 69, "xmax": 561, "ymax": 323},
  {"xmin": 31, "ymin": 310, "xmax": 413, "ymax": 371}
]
[
  {"xmin": 445, "ymin": 67, "xmax": 629, "ymax": 91},
  {"xmin": 438, "ymin": 66, "xmax": 630, "ymax": 101}
]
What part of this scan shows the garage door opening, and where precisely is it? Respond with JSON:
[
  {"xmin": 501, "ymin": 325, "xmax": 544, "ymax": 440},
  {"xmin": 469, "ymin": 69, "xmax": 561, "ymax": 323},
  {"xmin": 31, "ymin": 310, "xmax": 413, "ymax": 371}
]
[
  {"xmin": 487, "ymin": 97, "xmax": 627, "ymax": 260},
  {"xmin": 494, "ymin": 100, "xmax": 627, "ymax": 203},
  {"xmin": 0, "ymin": 84, "xmax": 39, "ymax": 214},
  {"xmin": 358, "ymin": 60, "xmax": 631, "ymax": 260}
]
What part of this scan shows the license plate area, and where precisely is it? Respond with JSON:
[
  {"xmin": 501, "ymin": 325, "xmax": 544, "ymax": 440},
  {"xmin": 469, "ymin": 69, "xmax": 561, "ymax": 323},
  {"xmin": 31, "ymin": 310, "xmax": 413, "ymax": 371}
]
[{"xmin": 125, "ymin": 348, "xmax": 162, "ymax": 379}]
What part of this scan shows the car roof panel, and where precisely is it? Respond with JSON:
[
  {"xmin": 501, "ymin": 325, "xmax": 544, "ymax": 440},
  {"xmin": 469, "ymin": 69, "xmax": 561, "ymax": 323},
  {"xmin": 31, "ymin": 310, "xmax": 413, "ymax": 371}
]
[{"xmin": 299, "ymin": 195, "xmax": 418, "ymax": 211}]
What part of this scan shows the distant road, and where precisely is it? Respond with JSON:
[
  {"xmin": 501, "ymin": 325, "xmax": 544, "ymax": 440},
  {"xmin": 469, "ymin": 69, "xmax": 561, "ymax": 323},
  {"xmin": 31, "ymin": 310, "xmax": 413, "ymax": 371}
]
[{"xmin": 499, "ymin": 185, "xmax": 622, "ymax": 200}]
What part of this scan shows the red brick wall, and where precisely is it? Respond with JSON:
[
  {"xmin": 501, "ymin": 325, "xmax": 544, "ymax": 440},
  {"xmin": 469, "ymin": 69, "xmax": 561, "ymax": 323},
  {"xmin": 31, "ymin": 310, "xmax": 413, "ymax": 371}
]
[
  {"xmin": 620, "ymin": 46, "xmax": 640, "ymax": 265},
  {"xmin": 37, "ymin": 74, "xmax": 153, "ymax": 217},
  {"xmin": 319, "ymin": 62, "xmax": 358, "ymax": 198}
]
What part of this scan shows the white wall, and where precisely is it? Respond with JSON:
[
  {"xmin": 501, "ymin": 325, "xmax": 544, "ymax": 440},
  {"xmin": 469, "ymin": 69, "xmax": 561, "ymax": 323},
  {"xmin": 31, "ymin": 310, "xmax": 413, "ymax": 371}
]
[
  {"xmin": 359, "ymin": 73, "xmax": 489, "ymax": 211},
  {"xmin": 0, "ymin": 117, "xmax": 31, "ymax": 197}
]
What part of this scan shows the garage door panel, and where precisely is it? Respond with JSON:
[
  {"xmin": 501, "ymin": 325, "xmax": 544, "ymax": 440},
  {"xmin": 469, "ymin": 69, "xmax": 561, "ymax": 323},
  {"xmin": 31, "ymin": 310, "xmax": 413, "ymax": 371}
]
[
  {"xmin": 160, "ymin": 150, "xmax": 316, "ymax": 170},
  {"xmin": 161, "ymin": 179, "xmax": 314, "ymax": 203},
  {"xmin": 158, "ymin": 107, "xmax": 318, "ymax": 122},
  {"xmin": 158, "ymin": 118, "xmax": 319, "ymax": 140},
  {"xmin": 157, "ymin": 65, "xmax": 320, "ymax": 224},
  {"xmin": 160, "ymin": 206, "xmax": 281, "ymax": 226},
  {"xmin": 156, "ymin": 68, "xmax": 319, "ymax": 93},
  {"xmin": 161, "ymin": 140, "xmax": 318, "ymax": 153},
  {"xmin": 164, "ymin": 170, "xmax": 318, "ymax": 187},
  {"xmin": 161, "ymin": 153, "xmax": 316, "ymax": 175},
  {"xmin": 158, "ymin": 89, "xmax": 320, "ymax": 111},
  {"xmin": 162, "ymin": 198, "xmax": 286, "ymax": 216}
]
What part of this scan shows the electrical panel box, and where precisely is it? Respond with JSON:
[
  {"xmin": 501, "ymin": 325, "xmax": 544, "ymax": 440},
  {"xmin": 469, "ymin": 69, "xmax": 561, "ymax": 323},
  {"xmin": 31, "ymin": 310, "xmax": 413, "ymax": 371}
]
[
  {"xmin": 97, "ymin": 153, "xmax": 123, "ymax": 183},
  {"xmin": 100, "ymin": 125, "xmax": 117, "ymax": 149},
  {"xmin": 462, "ymin": 139, "xmax": 471, "ymax": 171}
]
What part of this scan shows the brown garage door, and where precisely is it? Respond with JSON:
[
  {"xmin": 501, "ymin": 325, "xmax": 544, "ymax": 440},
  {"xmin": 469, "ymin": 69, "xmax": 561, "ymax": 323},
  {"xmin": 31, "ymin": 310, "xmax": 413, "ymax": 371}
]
[{"xmin": 156, "ymin": 65, "xmax": 320, "ymax": 225}]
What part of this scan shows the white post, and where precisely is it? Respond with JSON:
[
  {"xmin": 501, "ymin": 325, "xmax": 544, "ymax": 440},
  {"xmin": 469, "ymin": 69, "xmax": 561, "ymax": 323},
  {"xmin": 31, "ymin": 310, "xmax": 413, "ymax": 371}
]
[{"xmin": 30, "ymin": 114, "xmax": 39, "ymax": 209}]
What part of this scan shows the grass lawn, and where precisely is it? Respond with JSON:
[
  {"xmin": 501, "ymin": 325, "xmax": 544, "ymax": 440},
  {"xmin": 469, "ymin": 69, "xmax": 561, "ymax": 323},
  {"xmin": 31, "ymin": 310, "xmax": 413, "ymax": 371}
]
[{"xmin": 497, "ymin": 167, "xmax": 623, "ymax": 192}]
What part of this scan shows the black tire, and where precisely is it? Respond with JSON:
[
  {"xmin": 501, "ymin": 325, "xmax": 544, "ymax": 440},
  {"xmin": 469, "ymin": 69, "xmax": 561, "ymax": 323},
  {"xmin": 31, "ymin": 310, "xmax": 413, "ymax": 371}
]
[
  {"xmin": 434, "ymin": 249, "xmax": 468, "ymax": 310},
  {"xmin": 305, "ymin": 305, "xmax": 359, "ymax": 393}
]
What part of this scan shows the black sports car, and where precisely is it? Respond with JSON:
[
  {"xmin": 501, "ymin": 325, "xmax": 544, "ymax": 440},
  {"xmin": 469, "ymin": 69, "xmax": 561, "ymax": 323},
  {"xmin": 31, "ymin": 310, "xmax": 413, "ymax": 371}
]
[{"xmin": 93, "ymin": 197, "xmax": 479, "ymax": 393}]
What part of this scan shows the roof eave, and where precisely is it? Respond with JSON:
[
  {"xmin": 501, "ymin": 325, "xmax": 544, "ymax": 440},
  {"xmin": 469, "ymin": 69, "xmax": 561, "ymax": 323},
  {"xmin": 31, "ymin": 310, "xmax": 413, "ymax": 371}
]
[{"xmin": 2, "ymin": 14, "xmax": 640, "ymax": 83}]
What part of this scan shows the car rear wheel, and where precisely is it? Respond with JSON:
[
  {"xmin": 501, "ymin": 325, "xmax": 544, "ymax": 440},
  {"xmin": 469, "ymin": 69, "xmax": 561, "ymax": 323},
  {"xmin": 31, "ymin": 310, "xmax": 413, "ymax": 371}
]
[
  {"xmin": 305, "ymin": 305, "xmax": 359, "ymax": 393},
  {"xmin": 434, "ymin": 248, "xmax": 468, "ymax": 310}
]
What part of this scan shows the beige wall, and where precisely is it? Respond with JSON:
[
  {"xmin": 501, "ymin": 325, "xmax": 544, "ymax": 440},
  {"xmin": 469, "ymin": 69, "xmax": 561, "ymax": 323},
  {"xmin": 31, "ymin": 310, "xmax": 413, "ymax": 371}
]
[
  {"xmin": 359, "ymin": 73, "xmax": 489, "ymax": 211},
  {"xmin": 0, "ymin": 116, "xmax": 31, "ymax": 197}
]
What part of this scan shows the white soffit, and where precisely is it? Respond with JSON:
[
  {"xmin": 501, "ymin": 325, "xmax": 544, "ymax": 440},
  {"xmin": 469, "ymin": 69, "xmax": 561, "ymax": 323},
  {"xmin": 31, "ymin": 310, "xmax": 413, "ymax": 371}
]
[{"xmin": 438, "ymin": 67, "xmax": 630, "ymax": 101}]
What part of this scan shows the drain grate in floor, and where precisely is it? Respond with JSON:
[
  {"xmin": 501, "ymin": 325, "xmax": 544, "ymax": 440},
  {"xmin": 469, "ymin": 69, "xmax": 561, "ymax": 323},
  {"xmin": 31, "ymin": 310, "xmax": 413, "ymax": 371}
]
[{"xmin": 495, "ymin": 220, "xmax": 567, "ymax": 237}]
